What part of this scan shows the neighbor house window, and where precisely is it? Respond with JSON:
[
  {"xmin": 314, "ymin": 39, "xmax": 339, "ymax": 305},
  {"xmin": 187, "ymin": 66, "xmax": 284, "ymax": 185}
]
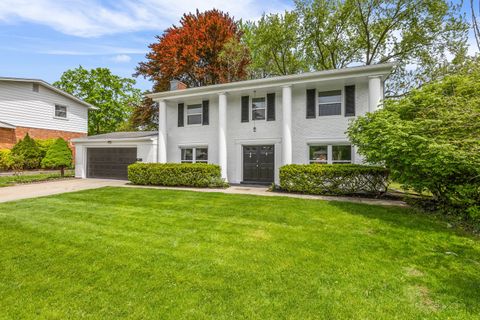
[
  {"xmin": 318, "ymin": 90, "xmax": 341, "ymax": 116},
  {"xmin": 187, "ymin": 104, "xmax": 202, "ymax": 125},
  {"xmin": 309, "ymin": 145, "xmax": 352, "ymax": 164},
  {"xmin": 32, "ymin": 83, "xmax": 39, "ymax": 92},
  {"xmin": 181, "ymin": 147, "xmax": 208, "ymax": 163},
  {"xmin": 55, "ymin": 105, "xmax": 67, "ymax": 118},
  {"xmin": 252, "ymin": 97, "xmax": 266, "ymax": 120}
]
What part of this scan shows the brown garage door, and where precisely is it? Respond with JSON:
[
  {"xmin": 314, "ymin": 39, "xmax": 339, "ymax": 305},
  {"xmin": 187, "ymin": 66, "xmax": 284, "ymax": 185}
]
[{"xmin": 87, "ymin": 148, "xmax": 137, "ymax": 180}]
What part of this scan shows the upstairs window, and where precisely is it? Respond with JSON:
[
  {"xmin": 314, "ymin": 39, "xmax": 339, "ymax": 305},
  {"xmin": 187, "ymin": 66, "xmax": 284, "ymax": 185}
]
[
  {"xmin": 187, "ymin": 104, "xmax": 202, "ymax": 125},
  {"xmin": 181, "ymin": 147, "xmax": 208, "ymax": 163},
  {"xmin": 55, "ymin": 105, "xmax": 67, "ymax": 118},
  {"xmin": 32, "ymin": 83, "xmax": 39, "ymax": 92},
  {"xmin": 318, "ymin": 90, "xmax": 341, "ymax": 116},
  {"xmin": 252, "ymin": 97, "xmax": 266, "ymax": 120}
]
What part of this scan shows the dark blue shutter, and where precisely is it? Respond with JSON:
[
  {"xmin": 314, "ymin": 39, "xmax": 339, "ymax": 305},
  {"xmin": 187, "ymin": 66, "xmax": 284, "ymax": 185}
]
[
  {"xmin": 178, "ymin": 103, "xmax": 184, "ymax": 127},
  {"xmin": 202, "ymin": 100, "xmax": 209, "ymax": 125},
  {"xmin": 267, "ymin": 93, "xmax": 275, "ymax": 121},
  {"xmin": 241, "ymin": 96, "xmax": 249, "ymax": 122},
  {"xmin": 345, "ymin": 85, "xmax": 355, "ymax": 117},
  {"xmin": 306, "ymin": 89, "xmax": 316, "ymax": 118}
]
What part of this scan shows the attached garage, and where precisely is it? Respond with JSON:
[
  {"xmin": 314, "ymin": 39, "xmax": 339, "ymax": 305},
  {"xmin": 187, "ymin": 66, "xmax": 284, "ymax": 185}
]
[{"xmin": 72, "ymin": 132, "xmax": 158, "ymax": 180}]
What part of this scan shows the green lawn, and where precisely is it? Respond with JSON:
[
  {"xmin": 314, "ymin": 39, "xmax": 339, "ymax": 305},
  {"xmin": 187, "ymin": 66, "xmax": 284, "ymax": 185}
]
[
  {"xmin": 0, "ymin": 170, "xmax": 74, "ymax": 187},
  {"xmin": 0, "ymin": 187, "xmax": 479, "ymax": 319}
]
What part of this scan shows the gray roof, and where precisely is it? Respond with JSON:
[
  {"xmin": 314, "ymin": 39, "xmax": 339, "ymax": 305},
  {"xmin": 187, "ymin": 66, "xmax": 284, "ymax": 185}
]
[
  {"xmin": 0, "ymin": 76, "xmax": 98, "ymax": 110},
  {"xmin": 81, "ymin": 131, "xmax": 158, "ymax": 140},
  {"xmin": 0, "ymin": 120, "xmax": 16, "ymax": 129}
]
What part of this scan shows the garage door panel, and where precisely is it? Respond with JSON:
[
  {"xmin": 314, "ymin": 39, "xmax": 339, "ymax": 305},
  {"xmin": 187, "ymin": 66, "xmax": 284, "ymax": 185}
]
[{"xmin": 87, "ymin": 148, "xmax": 137, "ymax": 179}]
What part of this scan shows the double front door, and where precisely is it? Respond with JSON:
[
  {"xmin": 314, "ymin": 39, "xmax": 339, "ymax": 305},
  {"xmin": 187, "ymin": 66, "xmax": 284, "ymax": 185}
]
[{"xmin": 243, "ymin": 145, "xmax": 274, "ymax": 184}]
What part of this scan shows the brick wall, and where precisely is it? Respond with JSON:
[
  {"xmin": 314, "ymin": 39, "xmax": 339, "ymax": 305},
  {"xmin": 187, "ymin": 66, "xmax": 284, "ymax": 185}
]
[
  {"xmin": 0, "ymin": 126, "xmax": 86, "ymax": 150},
  {"xmin": 0, "ymin": 128, "xmax": 16, "ymax": 149}
]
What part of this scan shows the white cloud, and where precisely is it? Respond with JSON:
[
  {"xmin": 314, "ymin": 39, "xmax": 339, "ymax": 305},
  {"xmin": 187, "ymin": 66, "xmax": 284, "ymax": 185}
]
[
  {"xmin": 0, "ymin": 0, "xmax": 292, "ymax": 38},
  {"xmin": 112, "ymin": 54, "xmax": 132, "ymax": 62}
]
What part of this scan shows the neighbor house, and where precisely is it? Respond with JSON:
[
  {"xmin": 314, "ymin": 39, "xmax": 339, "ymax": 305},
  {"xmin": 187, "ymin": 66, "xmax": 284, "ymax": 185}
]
[
  {"xmin": 73, "ymin": 63, "xmax": 394, "ymax": 182},
  {"xmin": 0, "ymin": 77, "xmax": 95, "ymax": 149}
]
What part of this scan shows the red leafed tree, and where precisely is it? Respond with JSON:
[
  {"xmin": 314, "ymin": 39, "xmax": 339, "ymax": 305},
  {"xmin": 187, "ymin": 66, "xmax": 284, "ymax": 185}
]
[{"xmin": 136, "ymin": 9, "xmax": 250, "ymax": 92}]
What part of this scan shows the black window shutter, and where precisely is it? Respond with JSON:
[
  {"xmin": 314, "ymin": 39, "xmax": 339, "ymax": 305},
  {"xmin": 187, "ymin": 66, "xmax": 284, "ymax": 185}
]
[
  {"xmin": 306, "ymin": 89, "xmax": 316, "ymax": 118},
  {"xmin": 202, "ymin": 100, "xmax": 209, "ymax": 125},
  {"xmin": 266, "ymin": 93, "xmax": 276, "ymax": 121},
  {"xmin": 241, "ymin": 96, "xmax": 249, "ymax": 122},
  {"xmin": 178, "ymin": 103, "xmax": 184, "ymax": 127},
  {"xmin": 345, "ymin": 85, "xmax": 355, "ymax": 117}
]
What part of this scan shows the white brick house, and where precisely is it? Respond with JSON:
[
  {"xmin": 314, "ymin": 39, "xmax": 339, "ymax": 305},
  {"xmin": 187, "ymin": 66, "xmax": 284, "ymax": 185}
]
[
  {"xmin": 148, "ymin": 63, "xmax": 394, "ymax": 184},
  {"xmin": 73, "ymin": 63, "xmax": 393, "ymax": 182}
]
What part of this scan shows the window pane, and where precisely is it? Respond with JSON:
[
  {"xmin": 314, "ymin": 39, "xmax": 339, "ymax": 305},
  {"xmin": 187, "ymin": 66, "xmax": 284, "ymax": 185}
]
[
  {"xmin": 187, "ymin": 104, "xmax": 202, "ymax": 115},
  {"xmin": 252, "ymin": 108, "xmax": 265, "ymax": 120},
  {"xmin": 319, "ymin": 103, "xmax": 341, "ymax": 116},
  {"xmin": 195, "ymin": 148, "xmax": 208, "ymax": 162},
  {"xmin": 252, "ymin": 97, "xmax": 266, "ymax": 120},
  {"xmin": 55, "ymin": 105, "xmax": 67, "ymax": 118},
  {"xmin": 309, "ymin": 146, "xmax": 328, "ymax": 163},
  {"xmin": 187, "ymin": 114, "xmax": 202, "ymax": 125},
  {"xmin": 181, "ymin": 148, "xmax": 193, "ymax": 162},
  {"xmin": 318, "ymin": 93, "xmax": 341, "ymax": 104},
  {"xmin": 332, "ymin": 145, "xmax": 351, "ymax": 162}
]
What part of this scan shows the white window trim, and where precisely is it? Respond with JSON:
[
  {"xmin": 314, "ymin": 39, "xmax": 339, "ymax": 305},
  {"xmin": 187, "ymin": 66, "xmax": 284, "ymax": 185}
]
[
  {"xmin": 316, "ymin": 88, "xmax": 344, "ymax": 118},
  {"xmin": 308, "ymin": 143, "xmax": 352, "ymax": 164},
  {"xmin": 180, "ymin": 146, "xmax": 208, "ymax": 163},
  {"xmin": 54, "ymin": 104, "xmax": 68, "ymax": 120},
  {"xmin": 251, "ymin": 96, "xmax": 267, "ymax": 121},
  {"xmin": 186, "ymin": 104, "xmax": 203, "ymax": 126}
]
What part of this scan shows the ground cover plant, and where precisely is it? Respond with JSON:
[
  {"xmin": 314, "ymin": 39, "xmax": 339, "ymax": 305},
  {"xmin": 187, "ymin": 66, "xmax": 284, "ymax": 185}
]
[
  {"xmin": 0, "ymin": 187, "xmax": 478, "ymax": 319},
  {"xmin": 0, "ymin": 171, "xmax": 74, "ymax": 187}
]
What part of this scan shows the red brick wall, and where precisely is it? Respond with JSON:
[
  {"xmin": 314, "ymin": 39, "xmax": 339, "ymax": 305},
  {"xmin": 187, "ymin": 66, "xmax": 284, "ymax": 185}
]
[
  {"xmin": 0, "ymin": 128, "xmax": 16, "ymax": 149},
  {"xmin": 0, "ymin": 126, "xmax": 86, "ymax": 150}
]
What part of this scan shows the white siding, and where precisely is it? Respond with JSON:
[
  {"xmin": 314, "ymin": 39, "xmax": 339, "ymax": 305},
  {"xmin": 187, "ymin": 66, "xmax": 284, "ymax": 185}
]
[{"xmin": 0, "ymin": 81, "xmax": 88, "ymax": 133}]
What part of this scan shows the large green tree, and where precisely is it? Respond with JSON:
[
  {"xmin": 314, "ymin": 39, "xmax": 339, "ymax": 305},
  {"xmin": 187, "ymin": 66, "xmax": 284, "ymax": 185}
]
[
  {"xmin": 54, "ymin": 67, "xmax": 142, "ymax": 135},
  {"xmin": 246, "ymin": 0, "xmax": 468, "ymax": 95},
  {"xmin": 243, "ymin": 11, "xmax": 307, "ymax": 77},
  {"xmin": 348, "ymin": 58, "xmax": 480, "ymax": 218}
]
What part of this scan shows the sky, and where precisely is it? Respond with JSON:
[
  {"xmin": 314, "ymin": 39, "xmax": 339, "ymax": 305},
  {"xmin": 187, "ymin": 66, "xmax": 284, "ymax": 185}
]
[{"xmin": 0, "ymin": 0, "xmax": 477, "ymax": 92}]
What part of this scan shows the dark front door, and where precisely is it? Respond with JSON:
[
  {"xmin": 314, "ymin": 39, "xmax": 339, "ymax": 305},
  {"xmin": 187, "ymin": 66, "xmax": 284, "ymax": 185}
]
[
  {"xmin": 243, "ymin": 145, "xmax": 274, "ymax": 184},
  {"xmin": 87, "ymin": 147, "xmax": 137, "ymax": 180}
]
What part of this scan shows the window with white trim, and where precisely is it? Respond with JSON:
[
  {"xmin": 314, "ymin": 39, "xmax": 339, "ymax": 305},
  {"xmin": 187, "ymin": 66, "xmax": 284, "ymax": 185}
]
[
  {"xmin": 55, "ymin": 105, "xmax": 67, "ymax": 118},
  {"xmin": 318, "ymin": 90, "xmax": 341, "ymax": 116},
  {"xmin": 309, "ymin": 145, "xmax": 352, "ymax": 164},
  {"xmin": 252, "ymin": 97, "xmax": 266, "ymax": 120},
  {"xmin": 332, "ymin": 145, "xmax": 352, "ymax": 164},
  {"xmin": 181, "ymin": 147, "xmax": 208, "ymax": 163},
  {"xmin": 187, "ymin": 104, "xmax": 202, "ymax": 125}
]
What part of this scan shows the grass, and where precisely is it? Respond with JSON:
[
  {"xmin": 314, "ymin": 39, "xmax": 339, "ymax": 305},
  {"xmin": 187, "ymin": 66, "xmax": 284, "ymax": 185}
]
[
  {"xmin": 0, "ymin": 170, "xmax": 74, "ymax": 187},
  {"xmin": 0, "ymin": 187, "xmax": 479, "ymax": 319}
]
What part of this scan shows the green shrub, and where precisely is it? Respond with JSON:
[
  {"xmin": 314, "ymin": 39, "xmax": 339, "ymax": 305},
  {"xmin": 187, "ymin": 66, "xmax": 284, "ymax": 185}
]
[
  {"xmin": 128, "ymin": 163, "xmax": 227, "ymax": 188},
  {"xmin": 11, "ymin": 134, "xmax": 42, "ymax": 169},
  {"xmin": 0, "ymin": 149, "xmax": 14, "ymax": 171},
  {"xmin": 279, "ymin": 164, "xmax": 389, "ymax": 196},
  {"xmin": 41, "ymin": 138, "xmax": 73, "ymax": 176},
  {"xmin": 36, "ymin": 138, "xmax": 57, "ymax": 158}
]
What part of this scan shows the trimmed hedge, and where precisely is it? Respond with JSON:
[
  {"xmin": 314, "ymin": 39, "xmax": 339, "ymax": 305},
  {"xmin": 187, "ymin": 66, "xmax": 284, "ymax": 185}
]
[
  {"xmin": 279, "ymin": 164, "xmax": 389, "ymax": 196},
  {"xmin": 128, "ymin": 163, "xmax": 227, "ymax": 188}
]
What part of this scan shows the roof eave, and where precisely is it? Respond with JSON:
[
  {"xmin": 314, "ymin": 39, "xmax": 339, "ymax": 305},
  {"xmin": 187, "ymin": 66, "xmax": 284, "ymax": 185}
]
[
  {"xmin": 146, "ymin": 62, "xmax": 397, "ymax": 101},
  {"xmin": 71, "ymin": 136, "xmax": 157, "ymax": 144}
]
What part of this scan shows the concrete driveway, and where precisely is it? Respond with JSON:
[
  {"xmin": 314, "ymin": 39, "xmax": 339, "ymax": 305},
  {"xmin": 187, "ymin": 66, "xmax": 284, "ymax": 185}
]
[{"xmin": 0, "ymin": 178, "xmax": 127, "ymax": 203}]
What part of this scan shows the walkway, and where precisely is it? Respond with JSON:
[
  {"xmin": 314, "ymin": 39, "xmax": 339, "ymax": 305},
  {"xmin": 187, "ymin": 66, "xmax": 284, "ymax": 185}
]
[{"xmin": 0, "ymin": 179, "xmax": 407, "ymax": 207}]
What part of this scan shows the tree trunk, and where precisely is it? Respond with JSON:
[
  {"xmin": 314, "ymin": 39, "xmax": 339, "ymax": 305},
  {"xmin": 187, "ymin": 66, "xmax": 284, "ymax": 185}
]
[{"xmin": 60, "ymin": 166, "xmax": 65, "ymax": 177}]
